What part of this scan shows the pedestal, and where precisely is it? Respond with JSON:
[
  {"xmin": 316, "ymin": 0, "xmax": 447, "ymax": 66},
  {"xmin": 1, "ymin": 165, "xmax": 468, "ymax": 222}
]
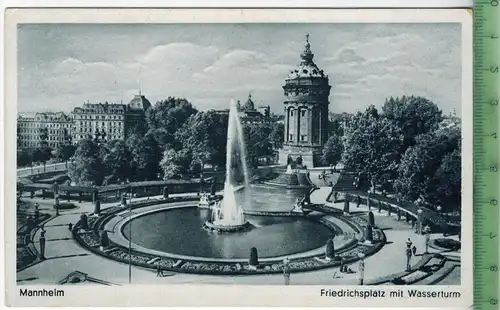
[{"xmin": 278, "ymin": 145, "xmax": 323, "ymax": 168}]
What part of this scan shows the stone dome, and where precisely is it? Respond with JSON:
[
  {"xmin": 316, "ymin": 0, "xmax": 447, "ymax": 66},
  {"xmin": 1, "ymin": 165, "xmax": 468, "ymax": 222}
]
[
  {"xmin": 243, "ymin": 93, "xmax": 255, "ymax": 111},
  {"xmin": 285, "ymin": 34, "xmax": 327, "ymax": 80}
]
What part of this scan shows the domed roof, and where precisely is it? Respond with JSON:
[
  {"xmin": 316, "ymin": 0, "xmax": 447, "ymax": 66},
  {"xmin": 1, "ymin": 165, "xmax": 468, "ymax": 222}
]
[
  {"xmin": 243, "ymin": 93, "xmax": 255, "ymax": 110},
  {"xmin": 286, "ymin": 34, "xmax": 327, "ymax": 80},
  {"xmin": 128, "ymin": 91, "xmax": 152, "ymax": 111}
]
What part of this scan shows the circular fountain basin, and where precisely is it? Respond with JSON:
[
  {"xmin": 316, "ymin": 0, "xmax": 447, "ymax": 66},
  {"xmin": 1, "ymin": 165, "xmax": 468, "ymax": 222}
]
[{"xmin": 121, "ymin": 186, "xmax": 333, "ymax": 259}]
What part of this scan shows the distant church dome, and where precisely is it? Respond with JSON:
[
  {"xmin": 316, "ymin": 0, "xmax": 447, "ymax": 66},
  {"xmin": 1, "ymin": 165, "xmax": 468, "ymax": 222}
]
[{"xmin": 243, "ymin": 93, "xmax": 255, "ymax": 111}]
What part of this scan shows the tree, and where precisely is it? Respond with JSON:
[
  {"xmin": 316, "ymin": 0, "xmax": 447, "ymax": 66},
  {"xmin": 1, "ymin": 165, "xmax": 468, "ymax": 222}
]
[
  {"xmin": 382, "ymin": 96, "xmax": 443, "ymax": 151},
  {"xmin": 174, "ymin": 110, "xmax": 228, "ymax": 169},
  {"xmin": 102, "ymin": 140, "xmax": 132, "ymax": 184},
  {"xmin": 434, "ymin": 147, "xmax": 461, "ymax": 212},
  {"xmin": 146, "ymin": 97, "xmax": 198, "ymax": 149},
  {"xmin": 33, "ymin": 127, "xmax": 52, "ymax": 171},
  {"xmin": 160, "ymin": 148, "xmax": 193, "ymax": 179},
  {"xmin": 126, "ymin": 132, "xmax": 161, "ymax": 181},
  {"xmin": 342, "ymin": 105, "xmax": 403, "ymax": 190},
  {"xmin": 268, "ymin": 122, "xmax": 285, "ymax": 149},
  {"xmin": 55, "ymin": 144, "xmax": 76, "ymax": 163},
  {"xmin": 17, "ymin": 149, "xmax": 33, "ymax": 167},
  {"xmin": 68, "ymin": 138, "xmax": 106, "ymax": 186},
  {"xmin": 321, "ymin": 134, "xmax": 343, "ymax": 166},
  {"xmin": 243, "ymin": 122, "xmax": 274, "ymax": 167},
  {"xmin": 394, "ymin": 126, "xmax": 460, "ymax": 203}
]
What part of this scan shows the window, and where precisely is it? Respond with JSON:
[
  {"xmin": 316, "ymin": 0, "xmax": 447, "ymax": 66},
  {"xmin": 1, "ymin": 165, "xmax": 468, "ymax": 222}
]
[
  {"xmin": 301, "ymin": 110, "xmax": 306, "ymax": 117},
  {"xmin": 301, "ymin": 135, "xmax": 308, "ymax": 142},
  {"xmin": 289, "ymin": 134, "xmax": 293, "ymax": 141},
  {"xmin": 290, "ymin": 111, "xmax": 294, "ymax": 117}
]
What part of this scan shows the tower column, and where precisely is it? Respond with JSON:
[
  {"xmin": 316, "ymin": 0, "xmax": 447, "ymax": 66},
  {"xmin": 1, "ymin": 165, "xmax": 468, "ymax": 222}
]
[
  {"xmin": 284, "ymin": 106, "xmax": 289, "ymax": 144},
  {"xmin": 295, "ymin": 106, "xmax": 300, "ymax": 145},
  {"xmin": 308, "ymin": 106, "xmax": 313, "ymax": 146}
]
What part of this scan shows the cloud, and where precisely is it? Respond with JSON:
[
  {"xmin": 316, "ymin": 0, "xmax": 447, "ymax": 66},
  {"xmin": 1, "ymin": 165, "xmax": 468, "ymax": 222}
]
[
  {"xmin": 18, "ymin": 24, "xmax": 462, "ymax": 116},
  {"xmin": 192, "ymin": 49, "xmax": 293, "ymax": 95},
  {"xmin": 321, "ymin": 32, "xmax": 461, "ymax": 114}
]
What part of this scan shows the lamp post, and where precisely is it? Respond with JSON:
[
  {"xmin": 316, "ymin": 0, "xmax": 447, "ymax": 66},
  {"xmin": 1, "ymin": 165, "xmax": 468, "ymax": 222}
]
[
  {"xmin": 424, "ymin": 225, "xmax": 431, "ymax": 254},
  {"xmin": 358, "ymin": 253, "xmax": 365, "ymax": 285},
  {"xmin": 417, "ymin": 208, "xmax": 423, "ymax": 235}
]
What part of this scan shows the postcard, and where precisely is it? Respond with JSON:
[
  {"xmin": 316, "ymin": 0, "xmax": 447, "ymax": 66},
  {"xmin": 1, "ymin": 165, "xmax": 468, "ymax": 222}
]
[{"xmin": 5, "ymin": 8, "xmax": 472, "ymax": 307}]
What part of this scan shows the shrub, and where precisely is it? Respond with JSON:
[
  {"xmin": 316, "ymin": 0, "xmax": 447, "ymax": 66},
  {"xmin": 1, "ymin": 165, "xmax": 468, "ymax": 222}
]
[
  {"xmin": 434, "ymin": 238, "xmax": 461, "ymax": 251},
  {"xmin": 56, "ymin": 202, "xmax": 77, "ymax": 210}
]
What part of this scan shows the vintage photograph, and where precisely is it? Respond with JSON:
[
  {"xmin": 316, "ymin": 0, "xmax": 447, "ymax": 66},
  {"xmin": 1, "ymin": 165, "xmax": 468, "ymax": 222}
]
[{"xmin": 5, "ymin": 8, "xmax": 473, "ymax": 307}]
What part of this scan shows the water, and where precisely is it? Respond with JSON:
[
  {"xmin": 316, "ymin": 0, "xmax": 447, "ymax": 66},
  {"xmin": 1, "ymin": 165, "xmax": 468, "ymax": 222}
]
[
  {"xmin": 214, "ymin": 98, "xmax": 249, "ymax": 226},
  {"xmin": 123, "ymin": 186, "xmax": 332, "ymax": 259}
]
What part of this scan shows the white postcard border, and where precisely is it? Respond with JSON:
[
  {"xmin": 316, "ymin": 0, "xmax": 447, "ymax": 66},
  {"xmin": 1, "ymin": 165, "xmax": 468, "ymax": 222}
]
[{"xmin": 4, "ymin": 8, "xmax": 473, "ymax": 308}]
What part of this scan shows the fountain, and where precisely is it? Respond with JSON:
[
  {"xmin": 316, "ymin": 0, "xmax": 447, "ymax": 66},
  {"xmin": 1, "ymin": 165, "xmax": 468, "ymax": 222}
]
[{"xmin": 203, "ymin": 99, "xmax": 252, "ymax": 232}]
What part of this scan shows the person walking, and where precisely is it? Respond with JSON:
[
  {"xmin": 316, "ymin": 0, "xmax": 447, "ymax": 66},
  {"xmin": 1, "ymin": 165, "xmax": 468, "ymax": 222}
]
[
  {"xmin": 358, "ymin": 259, "xmax": 365, "ymax": 285},
  {"xmin": 412, "ymin": 245, "xmax": 417, "ymax": 256},
  {"xmin": 156, "ymin": 259, "xmax": 164, "ymax": 277},
  {"xmin": 283, "ymin": 258, "xmax": 290, "ymax": 286},
  {"xmin": 406, "ymin": 238, "xmax": 413, "ymax": 249}
]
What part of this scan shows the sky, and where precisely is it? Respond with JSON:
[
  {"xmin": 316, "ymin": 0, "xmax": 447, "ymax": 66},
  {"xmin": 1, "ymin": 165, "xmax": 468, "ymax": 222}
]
[{"xmin": 17, "ymin": 23, "xmax": 462, "ymax": 116}]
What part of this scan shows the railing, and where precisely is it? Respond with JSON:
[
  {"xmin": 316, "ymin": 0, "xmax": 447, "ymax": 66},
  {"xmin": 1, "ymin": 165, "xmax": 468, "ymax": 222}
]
[{"xmin": 17, "ymin": 162, "xmax": 68, "ymax": 177}]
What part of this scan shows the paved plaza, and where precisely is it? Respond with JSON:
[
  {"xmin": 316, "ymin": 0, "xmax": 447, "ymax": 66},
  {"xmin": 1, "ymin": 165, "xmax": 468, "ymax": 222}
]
[{"xmin": 17, "ymin": 180, "xmax": 461, "ymax": 286}]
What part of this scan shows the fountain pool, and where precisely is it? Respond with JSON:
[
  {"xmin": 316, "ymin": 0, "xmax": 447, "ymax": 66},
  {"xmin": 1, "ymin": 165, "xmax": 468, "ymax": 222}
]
[{"xmin": 122, "ymin": 186, "xmax": 333, "ymax": 259}]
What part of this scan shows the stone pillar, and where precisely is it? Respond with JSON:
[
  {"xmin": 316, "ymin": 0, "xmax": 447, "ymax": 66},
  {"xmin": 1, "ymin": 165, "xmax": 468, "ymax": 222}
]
[
  {"xmin": 308, "ymin": 107, "xmax": 313, "ymax": 146},
  {"xmin": 343, "ymin": 199, "xmax": 350, "ymax": 215},
  {"xmin": 364, "ymin": 225, "xmax": 373, "ymax": 243},
  {"xmin": 296, "ymin": 106, "xmax": 301, "ymax": 145},
  {"xmin": 94, "ymin": 200, "xmax": 101, "ymax": 215},
  {"xmin": 39, "ymin": 229, "xmax": 46, "ymax": 260},
  {"xmin": 284, "ymin": 107, "xmax": 289, "ymax": 144}
]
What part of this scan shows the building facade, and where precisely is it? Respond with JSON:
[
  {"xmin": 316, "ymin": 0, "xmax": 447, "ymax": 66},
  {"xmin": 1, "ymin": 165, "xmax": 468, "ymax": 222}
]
[
  {"xmin": 215, "ymin": 94, "xmax": 272, "ymax": 124},
  {"xmin": 17, "ymin": 112, "xmax": 73, "ymax": 150},
  {"xmin": 71, "ymin": 93, "xmax": 151, "ymax": 144},
  {"xmin": 278, "ymin": 34, "xmax": 331, "ymax": 167},
  {"xmin": 237, "ymin": 94, "xmax": 271, "ymax": 124}
]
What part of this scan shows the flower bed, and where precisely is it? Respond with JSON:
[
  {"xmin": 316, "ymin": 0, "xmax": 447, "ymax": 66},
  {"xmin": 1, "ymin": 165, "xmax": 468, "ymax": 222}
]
[
  {"xmin": 55, "ymin": 202, "xmax": 78, "ymax": 210},
  {"xmin": 73, "ymin": 200, "xmax": 387, "ymax": 275},
  {"xmin": 433, "ymin": 238, "xmax": 461, "ymax": 251}
]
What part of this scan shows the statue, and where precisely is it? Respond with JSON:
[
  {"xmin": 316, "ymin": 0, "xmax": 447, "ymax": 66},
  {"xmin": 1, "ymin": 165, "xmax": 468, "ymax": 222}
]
[
  {"xmin": 39, "ymin": 227, "xmax": 47, "ymax": 260},
  {"xmin": 249, "ymin": 247, "xmax": 259, "ymax": 270},
  {"xmin": 80, "ymin": 213, "xmax": 88, "ymax": 230},
  {"xmin": 210, "ymin": 181, "xmax": 217, "ymax": 197},
  {"xmin": 296, "ymin": 155, "xmax": 303, "ymax": 167}
]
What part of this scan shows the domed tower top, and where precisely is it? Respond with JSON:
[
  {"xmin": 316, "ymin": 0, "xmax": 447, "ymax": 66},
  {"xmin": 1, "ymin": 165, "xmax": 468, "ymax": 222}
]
[
  {"xmin": 300, "ymin": 33, "xmax": 314, "ymax": 63},
  {"xmin": 286, "ymin": 34, "xmax": 327, "ymax": 80}
]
